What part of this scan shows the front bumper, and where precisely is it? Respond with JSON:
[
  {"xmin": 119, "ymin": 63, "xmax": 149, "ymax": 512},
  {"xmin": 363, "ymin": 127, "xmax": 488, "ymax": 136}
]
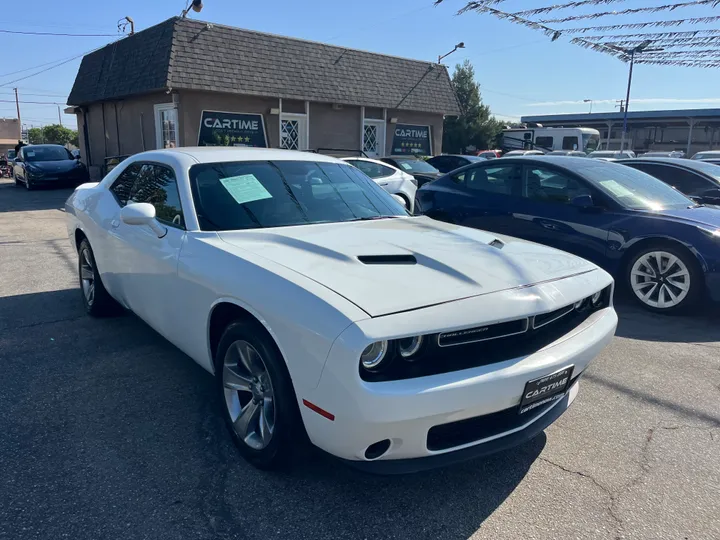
[
  {"xmin": 300, "ymin": 272, "xmax": 617, "ymax": 469},
  {"xmin": 341, "ymin": 380, "xmax": 579, "ymax": 474}
]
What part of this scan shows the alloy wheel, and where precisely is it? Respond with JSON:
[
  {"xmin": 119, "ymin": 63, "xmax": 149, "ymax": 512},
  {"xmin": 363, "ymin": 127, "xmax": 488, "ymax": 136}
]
[
  {"xmin": 630, "ymin": 250, "xmax": 690, "ymax": 309},
  {"xmin": 222, "ymin": 340, "xmax": 276, "ymax": 450},
  {"xmin": 80, "ymin": 248, "xmax": 95, "ymax": 306}
]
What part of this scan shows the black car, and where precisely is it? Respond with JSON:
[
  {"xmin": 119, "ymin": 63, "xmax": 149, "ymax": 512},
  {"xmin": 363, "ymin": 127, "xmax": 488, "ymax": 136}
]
[
  {"xmin": 380, "ymin": 156, "xmax": 442, "ymax": 187},
  {"xmin": 425, "ymin": 154, "xmax": 486, "ymax": 174},
  {"xmin": 13, "ymin": 144, "xmax": 89, "ymax": 190},
  {"xmin": 619, "ymin": 158, "xmax": 720, "ymax": 205}
]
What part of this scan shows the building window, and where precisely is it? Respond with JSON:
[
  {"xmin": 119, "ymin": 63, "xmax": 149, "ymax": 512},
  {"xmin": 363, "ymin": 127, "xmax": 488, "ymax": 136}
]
[
  {"xmin": 281, "ymin": 119, "xmax": 300, "ymax": 150},
  {"xmin": 154, "ymin": 103, "xmax": 178, "ymax": 149}
]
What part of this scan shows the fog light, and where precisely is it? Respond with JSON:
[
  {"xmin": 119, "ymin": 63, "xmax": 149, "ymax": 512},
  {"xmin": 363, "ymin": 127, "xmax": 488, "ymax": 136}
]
[
  {"xmin": 398, "ymin": 335, "xmax": 423, "ymax": 359},
  {"xmin": 360, "ymin": 341, "xmax": 388, "ymax": 370},
  {"xmin": 364, "ymin": 439, "xmax": 391, "ymax": 460}
]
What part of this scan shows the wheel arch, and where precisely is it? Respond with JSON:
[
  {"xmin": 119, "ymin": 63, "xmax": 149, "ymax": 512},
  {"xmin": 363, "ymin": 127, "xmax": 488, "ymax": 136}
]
[
  {"xmin": 619, "ymin": 235, "xmax": 708, "ymax": 276},
  {"xmin": 206, "ymin": 298, "xmax": 286, "ymax": 376},
  {"xmin": 73, "ymin": 227, "xmax": 88, "ymax": 252}
]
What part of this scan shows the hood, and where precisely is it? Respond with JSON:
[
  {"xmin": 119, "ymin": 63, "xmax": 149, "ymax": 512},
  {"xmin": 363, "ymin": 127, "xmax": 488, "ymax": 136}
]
[
  {"xmin": 27, "ymin": 160, "xmax": 78, "ymax": 172},
  {"xmin": 218, "ymin": 217, "xmax": 597, "ymax": 317},
  {"xmin": 654, "ymin": 206, "xmax": 720, "ymax": 229}
]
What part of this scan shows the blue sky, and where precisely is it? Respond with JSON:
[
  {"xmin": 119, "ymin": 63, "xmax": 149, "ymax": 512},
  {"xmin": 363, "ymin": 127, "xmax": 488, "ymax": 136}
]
[{"xmin": 3, "ymin": 0, "xmax": 720, "ymax": 131}]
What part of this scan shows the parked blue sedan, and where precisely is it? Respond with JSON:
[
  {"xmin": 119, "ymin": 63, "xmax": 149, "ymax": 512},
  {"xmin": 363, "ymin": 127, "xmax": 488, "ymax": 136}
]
[{"xmin": 417, "ymin": 156, "xmax": 720, "ymax": 313}]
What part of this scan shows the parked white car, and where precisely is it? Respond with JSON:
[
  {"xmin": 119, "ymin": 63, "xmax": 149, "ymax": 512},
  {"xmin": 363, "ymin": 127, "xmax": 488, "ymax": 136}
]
[
  {"xmin": 65, "ymin": 147, "xmax": 617, "ymax": 473},
  {"xmin": 341, "ymin": 157, "xmax": 417, "ymax": 213},
  {"xmin": 503, "ymin": 150, "xmax": 545, "ymax": 156}
]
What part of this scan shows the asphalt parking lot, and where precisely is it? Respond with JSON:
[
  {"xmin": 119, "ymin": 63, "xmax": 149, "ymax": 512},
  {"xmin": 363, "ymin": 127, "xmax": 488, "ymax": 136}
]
[{"xmin": 0, "ymin": 179, "xmax": 718, "ymax": 540}]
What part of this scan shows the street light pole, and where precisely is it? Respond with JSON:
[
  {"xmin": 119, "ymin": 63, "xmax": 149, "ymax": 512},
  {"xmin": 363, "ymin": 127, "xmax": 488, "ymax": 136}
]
[
  {"xmin": 438, "ymin": 42, "xmax": 465, "ymax": 64},
  {"xmin": 619, "ymin": 50, "xmax": 635, "ymax": 152},
  {"xmin": 583, "ymin": 99, "xmax": 593, "ymax": 114}
]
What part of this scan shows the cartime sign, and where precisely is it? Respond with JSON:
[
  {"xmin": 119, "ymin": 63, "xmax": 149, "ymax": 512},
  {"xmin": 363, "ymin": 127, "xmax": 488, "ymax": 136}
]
[
  {"xmin": 198, "ymin": 111, "xmax": 268, "ymax": 147},
  {"xmin": 391, "ymin": 124, "xmax": 431, "ymax": 155}
]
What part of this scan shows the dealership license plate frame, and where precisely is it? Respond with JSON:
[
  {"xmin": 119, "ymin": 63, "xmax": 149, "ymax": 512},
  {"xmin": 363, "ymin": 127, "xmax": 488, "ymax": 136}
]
[{"xmin": 519, "ymin": 365, "xmax": 574, "ymax": 415}]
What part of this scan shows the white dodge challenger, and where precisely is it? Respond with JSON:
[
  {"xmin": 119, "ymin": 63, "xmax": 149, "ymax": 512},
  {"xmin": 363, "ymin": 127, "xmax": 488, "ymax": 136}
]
[{"xmin": 65, "ymin": 147, "xmax": 617, "ymax": 473}]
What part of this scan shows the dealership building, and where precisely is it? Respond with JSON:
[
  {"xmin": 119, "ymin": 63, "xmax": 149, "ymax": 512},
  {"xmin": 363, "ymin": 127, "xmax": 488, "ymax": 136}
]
[
  {"xmin": 521, "ymin": 108, "xmax": 720, "ymax": 156},
  {"xmin": 67, "ymin": 17, "xmax": 460, "ymax": 179}
]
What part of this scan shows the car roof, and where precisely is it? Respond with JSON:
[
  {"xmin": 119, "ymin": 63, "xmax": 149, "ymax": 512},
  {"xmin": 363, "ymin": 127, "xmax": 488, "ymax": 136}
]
[
  {"xmin": 620, "ymin": 157, "xmax": 698, "ymax": 166},
  {"xmin": 139, "ymin": 147, "xmax": 345, "ymax": 165}
]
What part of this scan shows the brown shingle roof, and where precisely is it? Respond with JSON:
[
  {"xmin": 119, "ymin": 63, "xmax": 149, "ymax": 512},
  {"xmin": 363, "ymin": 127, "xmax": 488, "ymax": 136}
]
[{"xmin": 68, "ymin": 17, "xmax": 460, "ymax": 115}]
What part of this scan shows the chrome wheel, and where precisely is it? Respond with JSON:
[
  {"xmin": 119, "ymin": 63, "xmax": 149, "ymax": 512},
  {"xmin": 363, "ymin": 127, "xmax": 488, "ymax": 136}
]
[
  {"xmin": 80, "ymin": 247, "xmax": 95, "ymax": 306},
  {"xmin": 222, "ymin": 340, "xmax": 275, "ymax": 450},
  {"xmin": 630, "ymin": 251, "xmax": 690, "ymax": 309}
]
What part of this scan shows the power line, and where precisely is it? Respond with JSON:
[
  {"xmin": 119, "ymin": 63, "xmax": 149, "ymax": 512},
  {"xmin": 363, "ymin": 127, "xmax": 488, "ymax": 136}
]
[
  {"xmin": 0, "ymin": 28, "xmax": 117, "ymax": 37},
  {"xmin": 0, "ymin": 51, "xmax": 91, "ymax": 79},
  {"xmin": 0, "ymin": 99, "xmax": 63, "ymax": 105},
  {"xmin": 0, "ymin": 44, "xmax": 108, "ymax": 88}
]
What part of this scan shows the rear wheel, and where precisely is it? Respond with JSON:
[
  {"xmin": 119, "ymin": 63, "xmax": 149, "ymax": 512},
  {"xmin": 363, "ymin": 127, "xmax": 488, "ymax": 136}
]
[
  {"xmin": 215, "ymin": 320, "xmax": 304, "ymax": 469},
  {"xmin": 626, "ymin": 245, "xmax": 701, "ymax": 313}
]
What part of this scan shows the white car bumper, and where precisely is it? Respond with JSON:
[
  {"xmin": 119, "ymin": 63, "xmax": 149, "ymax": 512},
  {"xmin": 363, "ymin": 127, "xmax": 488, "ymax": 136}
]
[{"xmin": 300, "ymin": 277, "xmax": 617, "ymax": 472}]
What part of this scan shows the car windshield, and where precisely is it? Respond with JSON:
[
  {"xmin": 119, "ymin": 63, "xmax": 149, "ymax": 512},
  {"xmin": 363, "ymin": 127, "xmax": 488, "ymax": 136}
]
[
  {"xmin": 393, "ymin": 159, "xmax": 439, "ymax": 173},
  {"xmin": 24, "ymin": 146, "xmax": 72, "ymax": 162},
  {"xmin": 189, "ymin": 160, "xmax": 407, "ymax": 231},
  {"xmin": 463, "ymin": 155, "xmax": 485, "ymax": 162},
  {"xmin": 575, "ymin": 161, "xmax": 695, "ymax": 210}
]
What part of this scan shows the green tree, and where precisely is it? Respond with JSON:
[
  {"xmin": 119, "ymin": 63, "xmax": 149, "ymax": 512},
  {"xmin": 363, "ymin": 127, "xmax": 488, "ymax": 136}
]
[
  {"xmin": 41, "ymin": 124, "xmax": 77, "ymax": 146},
  {"xmin": 443, "ymin": 60, "xmax": 503, "ymax": 154},
  {"xmin": 28, "ymin": 127, "xmax": 44, "ymax": 144}
]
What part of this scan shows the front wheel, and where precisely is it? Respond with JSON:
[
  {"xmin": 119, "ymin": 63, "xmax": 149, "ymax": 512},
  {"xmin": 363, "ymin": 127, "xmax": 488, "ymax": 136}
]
[
  {"xmin": 626, "ymin": 245, "xmax": 701, "ymax": 313},
  {"xmin": 78, "ymin": 239, "xmax": 117, "ymax": 316},
  {"xmin": 24, "ymin": 176, "xmax": 34, "ymax": 191},
  {"xmin": 215, "ymin": 320, "xmax": 304, "ymax": 469}
]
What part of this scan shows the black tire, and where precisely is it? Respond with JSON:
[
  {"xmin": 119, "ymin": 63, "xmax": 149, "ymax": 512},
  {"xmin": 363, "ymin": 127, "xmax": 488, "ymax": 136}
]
[
  {"xmin": 625, "ymin": 243, "xmax": 702, "ymax": 314},
  {"xmin": 24, "ymin": 176, "xmax": 34, "ymax": 191},
  {"xmin": 215, "ymin": 320, "xmax": 305, "ymax": 470},
  {"xmin": 14, "ymin": 176, "xmax": 21, "ymax": 187},
  {"xmin": 78, "ymin": 239, "xmax": 117, "ymax": 317}
]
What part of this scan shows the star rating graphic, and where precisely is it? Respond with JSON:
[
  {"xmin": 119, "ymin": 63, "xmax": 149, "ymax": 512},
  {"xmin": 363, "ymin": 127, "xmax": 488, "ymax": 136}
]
[{"xmin": 400, "ymin": 142, "xmax": 422, "ymax": 148}]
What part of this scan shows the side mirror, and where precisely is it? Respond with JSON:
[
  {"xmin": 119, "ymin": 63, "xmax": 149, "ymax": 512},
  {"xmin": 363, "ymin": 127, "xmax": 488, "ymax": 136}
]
[
  {"xmin": 391, "ymin": 193, "xmax": 408, "ymax": 209},
  {"xmin": 571, "ymin": 194, "xmax": 594, "ymax": 207},
  {"xmin": 120, "ymin": 202, "xmax": 167, "ymax": 238}
]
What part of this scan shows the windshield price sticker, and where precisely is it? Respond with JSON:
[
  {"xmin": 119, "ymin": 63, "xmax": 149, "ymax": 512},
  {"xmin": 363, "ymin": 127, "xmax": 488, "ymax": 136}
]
[{"xmin": 219, "ymin": 174, "xmax": 273, "ymax": 205}]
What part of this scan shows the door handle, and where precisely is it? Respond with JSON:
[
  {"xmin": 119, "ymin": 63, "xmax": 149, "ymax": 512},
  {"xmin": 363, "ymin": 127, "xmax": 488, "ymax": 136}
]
[{"xmin": 111, "ymin": 219, "xmax": 120, "ymax": 229}]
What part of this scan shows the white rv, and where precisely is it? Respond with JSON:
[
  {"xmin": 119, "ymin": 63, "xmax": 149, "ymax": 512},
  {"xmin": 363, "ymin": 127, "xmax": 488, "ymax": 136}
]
[{"xmin": 502, "ymin": 127, "xmax": 600, "ymax": 154}]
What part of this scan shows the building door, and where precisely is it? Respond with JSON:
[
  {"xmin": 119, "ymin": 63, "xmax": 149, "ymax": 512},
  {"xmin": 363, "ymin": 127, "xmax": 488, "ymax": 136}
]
[
  {"xmin": 363, "ymin": 119, "xmax": 385, "ymax": 157},
  {"xmin": 154, "ymin": 103, "xmax": 178, "ymax": 149},
  {"xmin": 280, "ymin": 114, "xmax": 308, "ymax": 150}
]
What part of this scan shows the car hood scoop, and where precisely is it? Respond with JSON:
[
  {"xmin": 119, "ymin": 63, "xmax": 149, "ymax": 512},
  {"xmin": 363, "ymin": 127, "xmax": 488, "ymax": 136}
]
[{"xmin": 218, "ymin": 217, "xmax": 596, "ymax": 317}]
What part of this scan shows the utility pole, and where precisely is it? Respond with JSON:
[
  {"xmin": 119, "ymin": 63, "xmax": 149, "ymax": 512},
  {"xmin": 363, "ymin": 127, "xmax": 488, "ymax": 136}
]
[
  {"xmin": 58, "ymin": 105, "xmax": 63, "ymax": 126},
  {"xmin": 14, "ymin": 88, "xmax": 21, "ymax": 140}
]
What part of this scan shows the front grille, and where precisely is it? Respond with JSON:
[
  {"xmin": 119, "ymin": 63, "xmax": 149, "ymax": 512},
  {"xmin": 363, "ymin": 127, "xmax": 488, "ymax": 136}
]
[
  {"xmin": 360, "ymin": 285, "xmax": 611, "ymax": 383},
  {"xmin": 426, "ymin": 375, "xmax": 580, "ymax": 451}
]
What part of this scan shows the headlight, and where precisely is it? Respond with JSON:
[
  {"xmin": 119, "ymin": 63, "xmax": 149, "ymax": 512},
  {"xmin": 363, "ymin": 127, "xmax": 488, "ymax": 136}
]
[
  {"xmin": 360, "ymin": 340, "xmax": 388, "ymax": 370},
  {"xmin": 398, "ymin": 335, "xmax": 423, "ymax": 359},
  {"xmin": 409, "ymin": 177, "xmax": 418, "ymax": 187},
  {"xmin": 591, "ymin": 290, "xmax": 602, "ymax": 305}
]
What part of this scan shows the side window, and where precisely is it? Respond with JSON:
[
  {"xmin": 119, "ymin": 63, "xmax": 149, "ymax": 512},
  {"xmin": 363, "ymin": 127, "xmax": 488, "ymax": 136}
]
[
  {"xmin": 129, "ymin": 164, "xmax": 185, "ymax": 228},
  {"xmin": 627, "ymin": 164, "xmax": 711, "ymax": 196},
  {"xmin": 535, "ymin": 136, "xmax": 554, "ymax": 149},
  {"xmin": 452, "ymin": 165, "xmax": 518, "ymax": 194},
  {"xmin": 109, "ymin": 164, "xmax": 142, "ymax": 207},
  {"xmin": 562, "ymin": 136, "xmax": 579, "ymax": 150},
  {"xmin": 521, "ymin": 166, "xmax": 590, "ymax": 204},
  {"xmin": 428, "ymin": 156, "xmax": 450, "ymax": 173},
  {"xmin": 351, "ymin": 160, "xmax": 394, "ymax": 179}
]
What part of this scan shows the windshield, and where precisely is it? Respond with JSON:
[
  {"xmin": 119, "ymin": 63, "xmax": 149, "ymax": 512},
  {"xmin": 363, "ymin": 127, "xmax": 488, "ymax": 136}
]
[
  {"xmin": 576, "ymin": 161, "xmax": 695, "ymax": 210},
  {"xmin": 24, "ymin": 146, "xmax": 73, "ymax": 162},
  {"xmin": 583, "ymin": 133, "xmax": 599, "ymax": 152},
  {"xmin": 7, "ymin": 150, "xmax": 16, "ymax": 160},
  {"xmin": 189, "ymin": 160, "xmax": 407, "ymax": 231},
  {"xmin": 393, "ymin": 159, "xmax": 439, "ymax": 173}
]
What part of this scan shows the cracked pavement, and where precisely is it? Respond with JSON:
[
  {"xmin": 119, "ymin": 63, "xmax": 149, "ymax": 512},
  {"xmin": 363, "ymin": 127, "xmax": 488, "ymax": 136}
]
[{"xmin": 0, "ymin": 180, "xmax": 718, "ymax": 539}]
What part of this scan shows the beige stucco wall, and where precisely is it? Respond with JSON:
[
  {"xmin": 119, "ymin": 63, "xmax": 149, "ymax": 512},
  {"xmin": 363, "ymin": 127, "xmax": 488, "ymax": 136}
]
[
  {"xmin": 74, "ymin": 89, "xmax": 447, "ymax": 181},
  {"xmin": 177, "ymin": 90, "xmax": 279, "ymax": 148},
  {"xmin": 385, "ymin": 109, "xmax": 444, "ymax": 156},
  {"xmin": 76, "ymin": 92, "xmax": 173, "ymax": 178},
  {"xmin": 309, "ymin": 103, "xmax": 361, "ymax": 151}
]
